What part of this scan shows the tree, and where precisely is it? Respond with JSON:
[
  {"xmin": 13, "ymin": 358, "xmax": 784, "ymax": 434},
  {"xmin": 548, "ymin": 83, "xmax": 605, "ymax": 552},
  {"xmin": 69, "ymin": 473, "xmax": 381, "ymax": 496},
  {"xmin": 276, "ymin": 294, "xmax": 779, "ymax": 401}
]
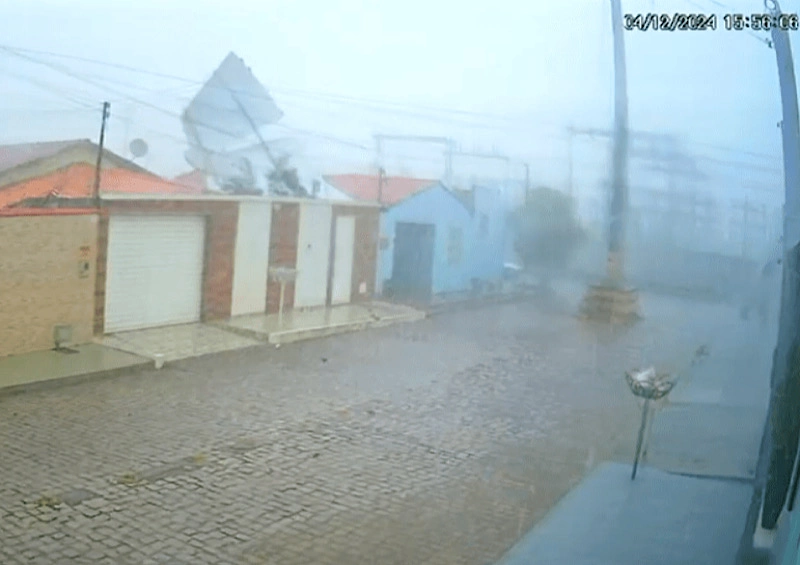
[{"xmin": 511, "ymin": 186, "xmax": 586, "ymax": 287}]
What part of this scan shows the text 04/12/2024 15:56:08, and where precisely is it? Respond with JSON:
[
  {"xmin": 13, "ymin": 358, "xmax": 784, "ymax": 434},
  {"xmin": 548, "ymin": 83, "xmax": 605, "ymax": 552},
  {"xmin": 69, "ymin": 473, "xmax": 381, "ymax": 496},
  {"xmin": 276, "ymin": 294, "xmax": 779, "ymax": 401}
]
[{"xmin": 624, "ymin": 12, "xmax": 799, "ymax": 32}]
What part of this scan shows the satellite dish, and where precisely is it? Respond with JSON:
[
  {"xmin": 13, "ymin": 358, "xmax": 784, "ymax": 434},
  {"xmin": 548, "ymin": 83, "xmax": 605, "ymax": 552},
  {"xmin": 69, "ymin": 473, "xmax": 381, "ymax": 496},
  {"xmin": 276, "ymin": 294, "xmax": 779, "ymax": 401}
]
[{"xmin": 129, "ymin": 138, "xmax": 148, "ymax": 159}]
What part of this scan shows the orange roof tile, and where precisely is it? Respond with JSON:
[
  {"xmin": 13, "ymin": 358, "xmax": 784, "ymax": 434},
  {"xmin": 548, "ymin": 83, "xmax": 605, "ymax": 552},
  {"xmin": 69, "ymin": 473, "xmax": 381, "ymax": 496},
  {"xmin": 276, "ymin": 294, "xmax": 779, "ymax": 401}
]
[
  {"xmin": 0, "ymin": 208, "xmax": 98, "ymax": 217},
  {"xmin": 323, "ymin": 174, "xmax": 438, "ymax": 206},
  {"xmin": 172, "ymin": 169, "xmax": 207, "ymax": 193},
  {"xmin": 0, "ymin": 163, "xmax": 200, "ymax": 208}
]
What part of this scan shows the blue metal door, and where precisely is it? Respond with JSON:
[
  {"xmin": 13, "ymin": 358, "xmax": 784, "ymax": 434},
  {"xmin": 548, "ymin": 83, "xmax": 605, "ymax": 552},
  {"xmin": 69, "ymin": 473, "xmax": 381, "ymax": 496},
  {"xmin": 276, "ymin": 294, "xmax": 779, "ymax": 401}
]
[{"xmin": 390, "ymin": 222, "xmax": 435, "ymax": 302}]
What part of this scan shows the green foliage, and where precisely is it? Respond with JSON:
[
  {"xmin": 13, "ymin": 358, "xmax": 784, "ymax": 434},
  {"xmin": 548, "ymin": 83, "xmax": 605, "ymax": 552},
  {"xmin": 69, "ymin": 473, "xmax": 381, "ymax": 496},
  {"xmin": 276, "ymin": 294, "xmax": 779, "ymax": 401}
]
[{"xmin": 512, "ymin": 187, "xmax": 586, "ymax": 271}]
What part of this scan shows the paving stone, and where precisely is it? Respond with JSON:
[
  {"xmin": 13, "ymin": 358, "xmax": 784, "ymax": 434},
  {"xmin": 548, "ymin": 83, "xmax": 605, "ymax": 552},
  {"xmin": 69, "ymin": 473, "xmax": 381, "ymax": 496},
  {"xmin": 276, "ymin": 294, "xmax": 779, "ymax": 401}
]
[{"xmin": 0, "ymin": 294, "xmax": 739, "ymax": 565}]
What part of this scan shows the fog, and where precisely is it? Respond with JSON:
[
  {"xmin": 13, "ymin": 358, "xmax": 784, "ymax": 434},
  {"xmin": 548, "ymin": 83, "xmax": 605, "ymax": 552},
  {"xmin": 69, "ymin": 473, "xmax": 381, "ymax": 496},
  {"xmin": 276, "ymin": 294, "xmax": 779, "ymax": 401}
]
[{"xmin": 0, "ymin": 1, "xmax": 796, "ymax": 563}]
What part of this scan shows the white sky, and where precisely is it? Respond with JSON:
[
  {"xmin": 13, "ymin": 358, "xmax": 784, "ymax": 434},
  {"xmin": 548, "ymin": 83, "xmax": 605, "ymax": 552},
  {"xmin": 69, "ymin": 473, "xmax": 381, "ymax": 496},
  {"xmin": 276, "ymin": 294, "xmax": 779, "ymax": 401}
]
[{"xmin": 0, "ymin": 0, "xmax": 793, "ymax": 209}]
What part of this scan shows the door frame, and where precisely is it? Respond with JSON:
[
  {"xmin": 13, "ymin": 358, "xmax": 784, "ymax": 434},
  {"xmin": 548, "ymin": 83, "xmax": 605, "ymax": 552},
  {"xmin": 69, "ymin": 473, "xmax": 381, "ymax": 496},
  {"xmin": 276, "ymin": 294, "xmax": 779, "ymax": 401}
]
[
  {"xmin": 390, "ymin": 221, "xmax": 436, "ymax": 303},
  {"xmin": 325, "ymin": 206, "xmax": 358, "ymax": 308},
  {"xmin": 329, "ymin": 214, "xmax": 356, "ymax": 305}
]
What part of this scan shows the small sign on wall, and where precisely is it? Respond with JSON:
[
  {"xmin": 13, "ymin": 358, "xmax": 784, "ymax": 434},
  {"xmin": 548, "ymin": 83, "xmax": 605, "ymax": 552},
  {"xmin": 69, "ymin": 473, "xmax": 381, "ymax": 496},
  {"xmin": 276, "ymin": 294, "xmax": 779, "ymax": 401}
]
[{"xmin": 359, "ymin": 282, "xmax": 367, "ymax": 295}]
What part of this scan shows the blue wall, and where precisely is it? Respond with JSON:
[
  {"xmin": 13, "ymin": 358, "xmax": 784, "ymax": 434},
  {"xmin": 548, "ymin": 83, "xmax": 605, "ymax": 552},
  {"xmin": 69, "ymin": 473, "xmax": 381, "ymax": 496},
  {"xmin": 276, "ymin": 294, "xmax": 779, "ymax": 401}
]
[
  {"xmin": 379, "ymin": 183, "xmax": 510, "ymax": 296},
  {"xmin": 469, "ymin": 185, "xmax": 510, "ymax": 287}
]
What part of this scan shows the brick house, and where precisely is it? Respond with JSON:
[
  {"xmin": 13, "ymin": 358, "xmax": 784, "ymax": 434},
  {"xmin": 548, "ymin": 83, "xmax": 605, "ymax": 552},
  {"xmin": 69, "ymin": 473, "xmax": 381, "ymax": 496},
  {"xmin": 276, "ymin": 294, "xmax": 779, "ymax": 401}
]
[
  {"xmin": 10, "ymin": 191, "xmax": 380, "ymax": 341},
  {"xmin": 0, "ymin": 208, "xmax": 100, "ymax": 357}
]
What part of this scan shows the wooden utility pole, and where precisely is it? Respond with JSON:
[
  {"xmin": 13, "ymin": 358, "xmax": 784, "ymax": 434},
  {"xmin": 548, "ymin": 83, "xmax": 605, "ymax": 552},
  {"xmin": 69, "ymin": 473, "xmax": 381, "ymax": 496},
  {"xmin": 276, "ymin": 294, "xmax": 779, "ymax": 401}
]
[{"xmin": 92, "ymin": 101, "xmax": 110, "ymax": 208}]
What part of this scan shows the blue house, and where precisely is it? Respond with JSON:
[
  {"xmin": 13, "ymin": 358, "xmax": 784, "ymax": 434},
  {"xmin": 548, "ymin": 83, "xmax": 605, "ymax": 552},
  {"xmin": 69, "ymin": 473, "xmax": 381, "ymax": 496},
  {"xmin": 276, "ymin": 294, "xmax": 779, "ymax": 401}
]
[
  {"xmin": 322, "ymin": 174, "xmax": 510, "ymax": 302},
  {"xmin": 453, "ymin": 184, "xmax": 511, "ymax": 292}
]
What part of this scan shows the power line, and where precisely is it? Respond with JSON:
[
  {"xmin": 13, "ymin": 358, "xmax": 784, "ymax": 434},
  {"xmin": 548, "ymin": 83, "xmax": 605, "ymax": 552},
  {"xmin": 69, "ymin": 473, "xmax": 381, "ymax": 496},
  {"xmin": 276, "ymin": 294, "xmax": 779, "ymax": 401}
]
[
  {"xmin": 0, "ymin": 46, "xmax": 255, "ymax": 144},
  {"xmin": 0, "ymin": 42, "xmax": 784, "ymax": 163},
  {"xmin": 0, "ymin": 42, "xmax": 786, "ymax": 180},
  {"xmin": 0, "ymin": 43, "xmax": 566, "ymax": 130},
  {"xmin": 3, "ymin": 68, "xmax": 97, "ymax": 110}
]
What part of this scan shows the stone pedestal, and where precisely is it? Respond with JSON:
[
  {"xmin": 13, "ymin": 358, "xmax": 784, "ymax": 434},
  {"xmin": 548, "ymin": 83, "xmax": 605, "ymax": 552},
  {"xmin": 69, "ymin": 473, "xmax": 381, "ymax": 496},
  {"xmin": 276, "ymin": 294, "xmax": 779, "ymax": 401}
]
[{"xmin": 579, "ymin": 282, "xmax": 640, "ymax": 325}]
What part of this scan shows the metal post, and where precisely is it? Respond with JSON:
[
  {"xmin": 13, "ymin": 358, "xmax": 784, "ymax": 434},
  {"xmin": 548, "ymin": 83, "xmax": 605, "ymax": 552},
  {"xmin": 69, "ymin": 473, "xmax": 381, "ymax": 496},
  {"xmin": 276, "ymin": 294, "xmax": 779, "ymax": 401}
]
[
  {"xmin": 760, "ymin": 0, "xmax": 800, "ymax": 530},
  {"xmin": 632, "ymin": 398, "xmax": 650, "ymax": 480},
  {"xmin": 607, "ymin": 0, "xmax": 630, "ymax": 284},
  {"xmin": 278, "ymin": 281, "xmax": 286, "ymax": 328}
]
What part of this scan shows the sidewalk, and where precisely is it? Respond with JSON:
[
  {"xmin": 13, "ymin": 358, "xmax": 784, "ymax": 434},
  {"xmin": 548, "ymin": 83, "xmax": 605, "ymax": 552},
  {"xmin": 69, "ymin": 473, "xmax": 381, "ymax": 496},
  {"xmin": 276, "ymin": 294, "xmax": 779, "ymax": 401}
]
[
  {"xmin": 494, "ymin": 303, "xmax": 773, "ymax": 565},
  {"xmin": 220, "ymin": 301, "xmax": 425, "ymax": 344},
  {"xmin": 0, "ymin": 302, "xmax": 427, "ymax": 394},
  {"xmin": 394, "ymin": 283, "xmax": 541, "ymax": 316},
  {"xmin": 494, "ymin": 462, "xmax": 753, "ymax": 565},
  {"xmin": 0, "ymin": 344, "xmax": 150, "ymax": 396}
]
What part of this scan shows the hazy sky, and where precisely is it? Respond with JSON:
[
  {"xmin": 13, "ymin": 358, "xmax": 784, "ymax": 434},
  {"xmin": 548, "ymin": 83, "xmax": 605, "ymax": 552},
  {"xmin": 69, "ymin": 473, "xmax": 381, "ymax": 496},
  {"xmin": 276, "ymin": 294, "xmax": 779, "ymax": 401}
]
[{"xmin": 0, "ymin": 0, "xmax": 793, "ymax": 207}]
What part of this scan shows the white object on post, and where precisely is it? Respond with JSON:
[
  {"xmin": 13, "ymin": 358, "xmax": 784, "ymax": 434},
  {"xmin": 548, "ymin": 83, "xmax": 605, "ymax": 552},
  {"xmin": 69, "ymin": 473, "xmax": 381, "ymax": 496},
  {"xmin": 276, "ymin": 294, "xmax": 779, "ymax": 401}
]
[{"xmin": 269, "ymin": 267, "xmax": 298, "ymax": 328}]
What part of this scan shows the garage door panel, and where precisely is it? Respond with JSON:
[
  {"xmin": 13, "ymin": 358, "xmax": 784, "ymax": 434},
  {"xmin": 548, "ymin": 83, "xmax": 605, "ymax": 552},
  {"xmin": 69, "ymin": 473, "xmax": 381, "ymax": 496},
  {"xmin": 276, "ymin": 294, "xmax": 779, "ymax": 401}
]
[{"xmin": 105, "ymin": 215, "xmax": 205, "ymax": 333}]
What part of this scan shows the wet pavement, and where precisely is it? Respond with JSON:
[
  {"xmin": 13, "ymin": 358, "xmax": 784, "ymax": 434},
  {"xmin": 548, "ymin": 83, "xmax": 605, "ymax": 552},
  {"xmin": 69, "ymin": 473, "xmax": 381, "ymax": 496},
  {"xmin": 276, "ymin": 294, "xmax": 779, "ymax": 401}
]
[{"xmin": 0, "ymin": 289, "xmax": 746, "ymax": 564}]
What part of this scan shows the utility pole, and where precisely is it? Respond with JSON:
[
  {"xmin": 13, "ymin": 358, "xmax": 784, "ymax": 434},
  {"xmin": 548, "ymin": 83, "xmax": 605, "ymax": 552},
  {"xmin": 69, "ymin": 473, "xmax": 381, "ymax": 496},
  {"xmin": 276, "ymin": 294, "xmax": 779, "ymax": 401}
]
[
  {"xmin": 607, "ymin": 0, "xmax": 630, "ymax": 284},
  {"xmin": 373, "ymin": 135, "xmax": 453, "ymax": 185},
  {"xmin": 377, "ymin": 167, "xmax": 385, "ymax": 206},
  {"xmin": 567, "ymin": 126, "xmax": 575, "ymax": 197},
  {"xmin": 755, "ymin": 0, "xmax": 800, "ymax": 538},
  {"xmin": 93, "ymin": 101, "xmax": 110, "ymax": 208},
  {"xmin": 524, "ymin": 163, "xmax": 530, "ymax": 207},
  {"xmin": 743, "ymin": 195, "xmax": 751, "ymax": 258},
  {"xmin": 579, "ymin": 0, "xmax": 639, "ymax": 324}
]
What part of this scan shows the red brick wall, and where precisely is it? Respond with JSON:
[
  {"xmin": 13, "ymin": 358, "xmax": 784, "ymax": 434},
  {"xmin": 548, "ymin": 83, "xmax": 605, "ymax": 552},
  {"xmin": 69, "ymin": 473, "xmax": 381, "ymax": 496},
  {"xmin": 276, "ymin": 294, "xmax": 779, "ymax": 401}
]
[
  {"xmin": 94, "ymin": 213, "xmax": 109, "ymax": 335},
  {"xmin": 331, "ymin": 205, "xmax": 379, "ymax": 303},
  {"xmin": 267, "ymin": 202, "xmax": 299, "ymax": 314},
  {"xmin": 93, "ymin": 200, "xmax": 238, "ymax": 334}
]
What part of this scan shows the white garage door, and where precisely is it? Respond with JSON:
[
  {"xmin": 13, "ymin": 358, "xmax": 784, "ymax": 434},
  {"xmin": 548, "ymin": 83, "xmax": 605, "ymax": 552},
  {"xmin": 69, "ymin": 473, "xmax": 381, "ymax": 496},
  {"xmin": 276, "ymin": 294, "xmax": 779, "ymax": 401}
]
[{"xmin": 105, "ymin": 215, "xmax": 205, "ymax": 333}]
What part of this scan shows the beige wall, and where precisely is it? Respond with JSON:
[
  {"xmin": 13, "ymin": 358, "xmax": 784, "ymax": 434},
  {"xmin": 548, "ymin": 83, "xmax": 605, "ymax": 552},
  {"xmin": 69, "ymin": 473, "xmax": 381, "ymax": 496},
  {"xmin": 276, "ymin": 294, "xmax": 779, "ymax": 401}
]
[{"xmin": 0, "ymin": 213, "xmax": 98, "ymax": 357}]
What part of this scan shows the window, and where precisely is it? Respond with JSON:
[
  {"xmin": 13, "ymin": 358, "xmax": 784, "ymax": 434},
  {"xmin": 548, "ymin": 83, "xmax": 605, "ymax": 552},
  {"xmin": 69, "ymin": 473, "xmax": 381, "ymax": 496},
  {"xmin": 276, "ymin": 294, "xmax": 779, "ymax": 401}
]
[{"xmin": 448, "ymin": 226, "xmax": 463, "ymax": 265}]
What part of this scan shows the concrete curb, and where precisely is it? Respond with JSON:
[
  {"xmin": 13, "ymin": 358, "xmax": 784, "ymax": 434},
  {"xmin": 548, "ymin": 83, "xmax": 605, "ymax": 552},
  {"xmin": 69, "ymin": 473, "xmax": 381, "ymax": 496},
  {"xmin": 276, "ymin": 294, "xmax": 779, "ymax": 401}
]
[
  {"xmin": 0, "ymin": 359, "xmax": 154, "ymax": 399},
  {"xmin": 425, "ymin": 290, "xmax": 540, "ymax": 316},
  {"xmin": 268, "ymin": 312, "xmax": 427, "ymax": 345}
]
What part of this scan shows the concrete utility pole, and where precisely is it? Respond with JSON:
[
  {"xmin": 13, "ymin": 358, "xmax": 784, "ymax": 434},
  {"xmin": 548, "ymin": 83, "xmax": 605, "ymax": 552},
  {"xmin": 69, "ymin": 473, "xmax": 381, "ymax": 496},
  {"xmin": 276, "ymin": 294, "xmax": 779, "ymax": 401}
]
[
  {"xmin": 524, "ymin": 163, "xmax": 530, "ymax": 207},
  {"xmin": 92, "ymin": 101, "xmax": 110, "ymax": 208},
  {"xmin": 567, "ymin": 127, "xmax": 575, "ymax": 197},
  {"xmin": 377, "ymin": 167, "xmax": 386, "ymax": 206},
  {"xmin": 453, "ymin": 151, "xmax": 510, "ymax": 186},
  {"xmin": 373, "ymin": 135, "xmax": 454, "ymax": 185},
  {"xmin": 579, "ymin": 0, "xmax": 639, "ymax": 324},
  {"xmin": 754, "ymin": 0, "xmax": 800, "ymax": 539}
]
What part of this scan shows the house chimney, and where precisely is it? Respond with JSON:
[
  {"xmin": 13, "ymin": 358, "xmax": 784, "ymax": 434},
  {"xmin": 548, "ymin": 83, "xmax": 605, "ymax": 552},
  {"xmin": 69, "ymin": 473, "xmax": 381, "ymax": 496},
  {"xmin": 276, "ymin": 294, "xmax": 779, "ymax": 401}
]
[{"xmin": 312, "ymin": 179, "xmax": 321, "ymax": 197}]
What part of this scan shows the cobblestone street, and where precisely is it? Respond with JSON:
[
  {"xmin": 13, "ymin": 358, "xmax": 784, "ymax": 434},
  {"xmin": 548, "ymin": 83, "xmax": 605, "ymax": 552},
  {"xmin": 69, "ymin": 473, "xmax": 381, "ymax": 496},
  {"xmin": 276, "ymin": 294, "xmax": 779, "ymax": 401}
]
[{"xmin": 0, "ymin": 291, "xmax": 732, "ymax": 564}]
